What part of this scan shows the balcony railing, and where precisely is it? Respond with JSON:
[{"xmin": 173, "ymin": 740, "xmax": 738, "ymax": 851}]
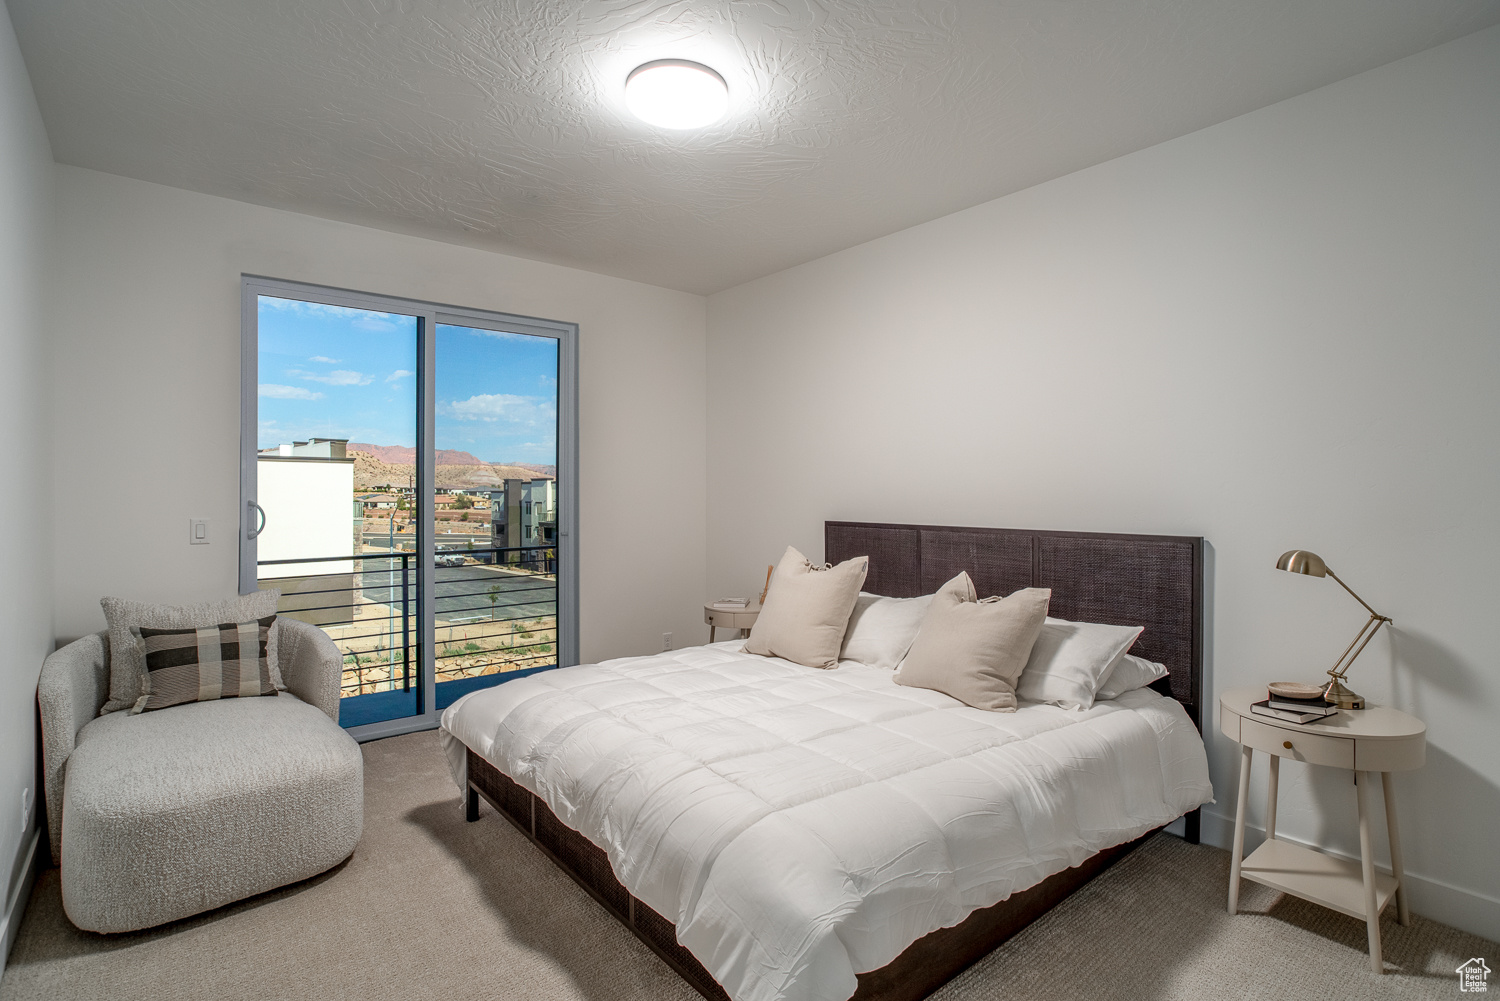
[{"xmin": 257, "ymin": 546, "xmax": 558, "ymax": 698}]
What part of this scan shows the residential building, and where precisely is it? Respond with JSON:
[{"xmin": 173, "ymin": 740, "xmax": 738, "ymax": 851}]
[
  {"xmin": 490, "ymin": 479, "xmax": 557, "ymax": 563},
  {"xmin": 255, "ymin": 439, "xmax": 355, "ymax": 624}
]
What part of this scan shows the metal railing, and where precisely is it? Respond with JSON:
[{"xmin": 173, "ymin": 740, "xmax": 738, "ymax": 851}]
[
  {"xmin": 427, "ymin": 546, "xmax": 558, "ymax": 683},
  {"xmin": 257, "ymin": 545, "xmax": 558, "ymax": 698}
]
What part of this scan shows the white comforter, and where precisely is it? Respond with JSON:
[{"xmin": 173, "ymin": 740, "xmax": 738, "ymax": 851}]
[{"xmin": 440, "ymin": 642, "xmax": 1211, "ymax": 1001}]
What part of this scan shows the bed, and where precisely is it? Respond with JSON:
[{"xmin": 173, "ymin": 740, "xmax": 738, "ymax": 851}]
[{"xmin": 440, "ymin": 522, "xmax": 1211, "ymax": 1001}]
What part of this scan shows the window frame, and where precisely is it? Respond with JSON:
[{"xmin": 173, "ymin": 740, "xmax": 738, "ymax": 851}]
[{"xmin": 239, "ymin": 275, "xmax": 579, "ymax": 740}]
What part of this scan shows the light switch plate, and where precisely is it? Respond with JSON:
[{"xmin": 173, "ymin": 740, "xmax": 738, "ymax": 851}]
[{"xmin": 189, "ymin": 518, "xmax": 209, "ymax": 544}]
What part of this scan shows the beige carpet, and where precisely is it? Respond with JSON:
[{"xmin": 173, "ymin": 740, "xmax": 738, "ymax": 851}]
[{"xmin": 3, "ymin": 729, "xmax": 1492, "ymax": 1001}]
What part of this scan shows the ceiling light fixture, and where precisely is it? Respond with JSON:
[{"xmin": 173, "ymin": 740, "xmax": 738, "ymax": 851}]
[{"xmin": 624, "ymin": 59, "xmax": 728, "ymax": 130}]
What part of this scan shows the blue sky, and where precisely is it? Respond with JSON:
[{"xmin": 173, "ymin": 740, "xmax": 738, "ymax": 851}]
[
  {"xmin": 436, "ymin": 323, "xmax": 558, "ymax": 464},
  {"xmin": 257, "ymin": 297, "xmax": 558, "ymax": 463}
]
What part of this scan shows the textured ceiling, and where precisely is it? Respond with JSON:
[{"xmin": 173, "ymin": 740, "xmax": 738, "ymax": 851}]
[{"xmin": 12, "ymin": 0, "xmax": 1500, "ymax": 294}]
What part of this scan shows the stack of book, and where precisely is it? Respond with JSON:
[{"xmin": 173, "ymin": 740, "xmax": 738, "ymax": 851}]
[
  {"xmin": 711, "ymin": 597, "xmax": 751, "ymax": 610},
  {"xmin": 1250, "ymin": 691, "xmax": 1338, "ymax": 724}
]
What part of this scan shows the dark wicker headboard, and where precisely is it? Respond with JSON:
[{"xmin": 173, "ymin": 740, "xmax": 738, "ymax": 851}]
[{"xmin": 825, "ymin": 521, "xmax": 1204, "ymax": 731}]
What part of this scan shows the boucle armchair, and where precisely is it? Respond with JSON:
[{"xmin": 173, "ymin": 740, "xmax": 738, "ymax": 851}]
[{"xmin": 38, "ymin": 617, "xmax": 363, "ymax": 933}]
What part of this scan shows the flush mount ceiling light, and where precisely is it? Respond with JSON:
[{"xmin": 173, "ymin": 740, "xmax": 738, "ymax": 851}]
[{"xmin": 624, "ymin": 59, "xmax": 728, "ymax": 130}]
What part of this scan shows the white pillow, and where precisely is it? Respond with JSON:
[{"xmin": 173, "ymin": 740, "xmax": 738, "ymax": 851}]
[
  {"xmin": 1095, "ymin": 653, "xmax": 1169, "ymax": 701},
  {"xmin": 840, "ymin": 592, "xmax": 932, "ymax": 669},
  {"xmin": 744, "ymin": 546, "xmax": 868, "ymax": 669},
  {"xmin": 1015, "ymin": 617, "xmax": 1143, "ymax": 711}
]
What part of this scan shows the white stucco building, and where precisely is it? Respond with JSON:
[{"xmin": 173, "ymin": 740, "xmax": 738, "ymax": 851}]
[
  {"xmin": 256, "ymin": 438, "xmax": 357, "ymax": 623},
  {"xmin": 490, "ymin": 478, "xmax": 557, "ymax": 565}
]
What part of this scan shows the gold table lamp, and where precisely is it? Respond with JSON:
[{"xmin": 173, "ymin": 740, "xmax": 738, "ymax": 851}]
[{"xmin": 1275, "ymin": 550, "xmax": 1391, "ymax": 710}]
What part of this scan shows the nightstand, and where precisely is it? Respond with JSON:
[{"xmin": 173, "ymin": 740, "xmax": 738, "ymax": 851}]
[
  {"xmin": 704, "ymin": 603, "xmax": 759, "ymax": 643},
  {"xmin": 1220, "ymin": 688, "xmax": 1425, "ymax": 973}
]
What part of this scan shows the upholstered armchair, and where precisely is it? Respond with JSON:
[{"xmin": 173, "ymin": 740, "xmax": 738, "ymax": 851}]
[{"xmin": 37, "ymin": 617, "xmax": 363, "ymax": 933}]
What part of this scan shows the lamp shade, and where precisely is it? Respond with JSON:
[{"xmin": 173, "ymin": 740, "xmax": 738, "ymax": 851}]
[{"xmin": 1276, "ymin": 550, "xmax": 1328, "ymax": 577}]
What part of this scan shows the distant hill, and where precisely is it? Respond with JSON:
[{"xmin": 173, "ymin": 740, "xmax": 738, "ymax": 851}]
[
  {"xmin": 348, "ymin": 442, "xmax": 487, "ymax": 466},
  {"xmin": 349, "ymin": 444, "xmax": 553, "ymax": 476},
  {"xmin": 349, "ymin": 448, "xmax": 554, "ymax": 491},
  {"xmin": 505, "ymin": 462, "xmax": 557, "ymax": 477}
]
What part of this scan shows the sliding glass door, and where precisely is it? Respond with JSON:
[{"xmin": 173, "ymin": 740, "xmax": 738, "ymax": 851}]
[
  {"xmin": 432, "ymin": 322, "xmax": 560, "ymax": 709},
  {"xmin": 250, "ymin": 295, "xmax": 422, "ymax": 728},
  {"xmin": 241, "ymin": 277, "xmax": 577, "ymax": 740}
]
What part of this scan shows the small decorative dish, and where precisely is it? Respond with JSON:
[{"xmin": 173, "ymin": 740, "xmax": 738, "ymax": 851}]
[{"xmin": 1268, "ymin": 681, "xmax": 1326, "ymax": 700}]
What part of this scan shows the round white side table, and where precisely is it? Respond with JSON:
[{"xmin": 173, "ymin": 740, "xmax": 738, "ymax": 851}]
[
  {"xmin": 1220, "ymin": 688, "xmax": 1425, "ymax": 974},
  {"xmin": 704, "ymin": 603, "xmax": 760, "ymax": 643}
]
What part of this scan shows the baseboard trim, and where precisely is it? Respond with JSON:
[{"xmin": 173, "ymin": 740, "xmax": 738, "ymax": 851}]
[
  {"xmin": 1200, "ymin": 807, "xmax": 1500, "ymax": 941},
  {"xmin": 1, "ymin": 828, "xmax": 41, "ymax": 967}
]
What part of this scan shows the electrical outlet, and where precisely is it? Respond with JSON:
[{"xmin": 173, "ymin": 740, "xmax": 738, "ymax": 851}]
[
  {"xmin": 189, "ymin": 518, "xmax": 210, "ymax": 545},
  {"xmin": 21, "ymin": 786, "xmax": 31, "ymax": 834},
  {"xmin": 662, "ymin": 632, "xmax": 673, "ymax": 652}
]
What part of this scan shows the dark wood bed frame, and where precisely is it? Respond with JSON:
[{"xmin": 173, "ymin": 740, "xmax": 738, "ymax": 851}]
[{"xmin": 465, "ymin": 521, "xmax": 1205, "ymax": 1001}]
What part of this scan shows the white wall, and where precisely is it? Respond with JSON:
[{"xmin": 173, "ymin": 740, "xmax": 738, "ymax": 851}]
[
  {"xmin": 0, "ymin": 0, "xmax": 52, "ymax": 959},
  {"xmin": 706, "ymin": 25, "xmax": 1500, "ymax": 938},
  {"xmin": 50, "ymin": 166, "xmax": 706, "ymax": 668}
]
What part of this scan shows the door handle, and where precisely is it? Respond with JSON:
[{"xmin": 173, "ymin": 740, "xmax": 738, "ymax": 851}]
[{"xmin": 247, "ymin": 501, "xmax": 267, "ymax": 540}]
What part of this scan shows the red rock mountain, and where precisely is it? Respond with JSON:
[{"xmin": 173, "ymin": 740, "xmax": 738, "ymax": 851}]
[
  {"xmin": 347, "ymin": 445, "xmax": 554, "ymax": 490},
  {"xmin": 348, "ymin": 443, "xmax": 487, "ymax": 466}
]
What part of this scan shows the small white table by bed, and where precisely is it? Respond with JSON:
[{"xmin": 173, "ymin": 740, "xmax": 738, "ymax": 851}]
[
  {"xmin": 1220, "ymin": 689, "xmax": 1425, "ymax": 974},
  {"xmin": 704, "ymin": 602, "xmax": 760, "ymax": 643}
]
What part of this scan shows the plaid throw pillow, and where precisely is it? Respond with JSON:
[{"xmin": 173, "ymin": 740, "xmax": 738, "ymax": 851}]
[{"xmin": 129, "ymin": 615, "xmax": 279, "ymax": 714}]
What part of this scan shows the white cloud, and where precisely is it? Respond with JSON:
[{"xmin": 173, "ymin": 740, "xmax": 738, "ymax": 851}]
[
  {"xmin": 451, "ymin": 326, "xmax": 545, "ymax": 345},
  {"xmin": 259, "ymin": 384, "xmax": 324, "ymax": 400},
  {"xmin": 504, "ymin": 441, "xmax": 555, "ymax": 461},
  {"xmin": 309, "ymin": 355, "xmax": 341, "ymax": 364},
  {"xmin": 386, "ymin": 369, "xmax": 414, "ymax": 383},
  {"xmin": 443, "ymin": 393, "xmax": 555, "ymax": 430},
  {"xmin": 291, "ymin": 369, "xmax": 373, "ymax": 386},
  {"xmin": 352, "ymin": 312, "xmax": 407, "ymax": 333},
  {"xmin": 262, "ymin": 297, "xmax": 405, "ymax": 326}
]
